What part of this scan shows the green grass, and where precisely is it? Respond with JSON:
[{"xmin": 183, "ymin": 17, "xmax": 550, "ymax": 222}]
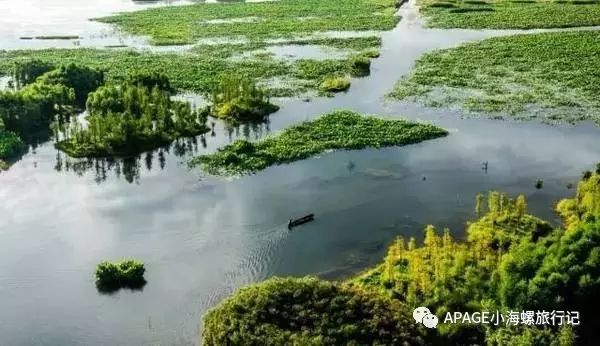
[
  {"xmin": 97, "ymin": 0, "xmax": 400, "ymax": 45},
  {"xmin": 0, "ymin": 37, "xmax": 381, "ymax": 96},
  {"xmin": 191, "ymin": 110, "xmax": 448, "ymax": 175},
  {"xmin": 95, "ymin": 259, "xmax": 146, "ymax": 293},
  {"xmin": 420, "ymin": 0, "xmax": 600, "ymax": 29},
  {"xmin": 390, "ymin": 31, "xmax": 600, "ymax": 123}
]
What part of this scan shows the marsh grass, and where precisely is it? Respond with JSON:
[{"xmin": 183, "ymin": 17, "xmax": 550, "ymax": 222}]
[
  {"xmin": 97, "ymin": 0, "xmax": 400, "ymax": 45},
  {"xmin": 0, "ymin": 36, "xmax": 381, "ymax": 97},
  {"xmin": 390, "ymin": 31, "xmax": 600, "ymax": 124},
  {"xmin": 192, "ymin": 110, "xmax": 448, "ymax": 175},
  {"xmin": 420, "ymin": 0, "xmax": 600, "ymax": 28}
]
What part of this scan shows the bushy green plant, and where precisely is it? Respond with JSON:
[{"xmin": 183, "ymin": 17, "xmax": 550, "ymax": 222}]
[
  {"xmin": 192, "ymin": 110, "xmax": 448, "ymax": 175},
  {"xmin": 95, "ymin": 259, "xmax": 146, "ymax": 292},
  {"xmin": 0, "ymin": 128, "xmax": 26, "ymax": 160},
  {"xmin": 202, "ymin": 276, "xmax": 427, "ymax": 345},
  {"xmin": 319, "ymin": 75, "xmax": 351, "ymax": 92},
  {"xmin": 35, "ymin": 63, "xmax": 104, "ymax": 107},
  {"xmin": 211, "ymin": 74, "xmax": 279, "ymax": 122}
]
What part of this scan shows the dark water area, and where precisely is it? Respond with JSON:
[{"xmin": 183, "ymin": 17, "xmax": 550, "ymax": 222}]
[{"xmin": 2, "ymin": 1, "xmax": 600, "ymax": 345}]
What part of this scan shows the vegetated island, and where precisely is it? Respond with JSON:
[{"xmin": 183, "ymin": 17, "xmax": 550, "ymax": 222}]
[
  {"xmin": 95, "ymin": 259, "xmax": 146, "ymax": 293},
  {"xmin": 419, "ymin": 0, "xmax": 600, "ymax": 29},
  {"xmin": 55, "ymin": 73, "xmax": 209, "ymax": 158},
  {"xmin": 95, "ymin": 0, "xmax": 401, "ymax": 45},
  {"xmin": 0, "ymin": 60, "xmax": 210, "ymax": 159},
  {"xmin": 202, "ymin": 168, "xmax": 600, "ymax": 345},
  {"xmin": 390, "ymin": 31, "xmax": 600, "ymax": 124},
  {"xmin": 191, "ymin": 110, "xmax": 448, "ymax": 175}
]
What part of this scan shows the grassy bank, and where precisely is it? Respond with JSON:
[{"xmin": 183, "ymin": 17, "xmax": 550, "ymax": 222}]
[
  {"xmin": 191, "ymin": 110, "xmax": 448, "ymax": 175},
  {"xmin": 420, "ymin": 0, "xmax": 600, "ymax": 29},
  {"xmin": 97, "ymin": 0, "xmax": 400, "ymax": 45},
  {"xmin": 390, "ymin": 31, "xmax": 600, "ymax": 123}
]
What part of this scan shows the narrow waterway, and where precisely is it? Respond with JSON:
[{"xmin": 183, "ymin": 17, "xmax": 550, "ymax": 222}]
[{"xmin": 1, "ymin": 0, "xmax": 600, "ymax": 345}]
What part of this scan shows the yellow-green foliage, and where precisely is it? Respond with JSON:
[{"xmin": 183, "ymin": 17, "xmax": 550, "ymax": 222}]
[
  {"xmin": 208, "ymin": 172, "xmax": 600, "ymax": 345},
  {"xmin": 557, "ymin": 170, "xmax": 600, "ymax": 231},
  {"xmin": 211, "ymin": 74, "xmax": 279, "ymax": 122},
  {"xmin": 351, "ymin": 182, "xmax": 600, "ymax": 343},
  {"xmin": 202, "ymin": 276, "xmax": 427, "ymax": 345},
  {"xmin": 319, "ymin": 75, "xmax": 351, "ymax": 92}
]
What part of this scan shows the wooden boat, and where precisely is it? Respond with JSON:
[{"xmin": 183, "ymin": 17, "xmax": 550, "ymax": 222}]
[{"xmin": 288, "ymin": 214, "xmax": 315, "ymax": 229}]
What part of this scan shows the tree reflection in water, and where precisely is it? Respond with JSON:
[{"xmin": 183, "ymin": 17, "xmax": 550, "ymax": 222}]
[{"xmin": 52, "ymin": 119, "xmax": 271, "ymax": 183}]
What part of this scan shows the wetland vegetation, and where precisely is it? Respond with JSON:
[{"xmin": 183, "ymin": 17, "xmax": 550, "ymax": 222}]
[
  {"xmin": 95, "ymin": 259, "xmax": 146, "ymax": 293},
  {"xmin": 420, "ymin": 0, "xmax": 600, "ymax": 29},
  {"xmin": 55, "ymin": 79, "xmax": 209, "ymax": 158},
  {"xmin": 210, "ymin": 74, "xmax": 279, "ymax": 122},
  {"xmin": 192, "ymin": 110, "xmax": 448, "ymax": 175},
  {"xmin": 97, "ymin": 0, "xmax": 401, "ymax": 45},
  {"xmin": 391, "ymin": 31, "xmax": 600, "ymax": 123},
  {"xmin": 205, "ymin": 171, "xmax": 600, "ymax": 345},
  {"xmin": 0, "ymin": 36, "xmax": 381, "ymax": 97},
  {"xmin": 202, "ymin": 276, "xmax": 427, "ymax": 345}
]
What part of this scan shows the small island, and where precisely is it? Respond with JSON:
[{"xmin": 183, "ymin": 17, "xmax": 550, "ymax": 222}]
[
  {"xmin": 192, "ymin": 110, "xmax": 448, "ymax": 175},
  {"xmin": 56, "ymin": 76, "xmax": 209, "ymax": 158},
  {"xmin": 95, "ymin": 259, "xmax": 146, "ymax": 293}
]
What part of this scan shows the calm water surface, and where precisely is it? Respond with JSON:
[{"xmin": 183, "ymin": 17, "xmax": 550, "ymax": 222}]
[{"xmin": 1, "ymin": 1, "xmax": 600, "ymax": 345}]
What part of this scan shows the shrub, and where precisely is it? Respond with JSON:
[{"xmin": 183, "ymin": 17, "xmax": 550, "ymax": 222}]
[
  {"xmin": 95, "ymin": 259, "xmax": 146, "ymax": 292},
  {"xmin": 0, "ymin": 127, "xmax": 26, "ymax": 160},
  {"xmin": 319, "ymin": 75, "xmax": 351, "ymax": 92},
  {"xmin": 202, "ymin": 276, "xmax": 426, "ymax": 345}
]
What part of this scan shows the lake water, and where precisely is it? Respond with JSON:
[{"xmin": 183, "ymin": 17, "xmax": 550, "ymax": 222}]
[{"xmin": 1, "ymin": 0, "xmax": 600, "ymax": 345}]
